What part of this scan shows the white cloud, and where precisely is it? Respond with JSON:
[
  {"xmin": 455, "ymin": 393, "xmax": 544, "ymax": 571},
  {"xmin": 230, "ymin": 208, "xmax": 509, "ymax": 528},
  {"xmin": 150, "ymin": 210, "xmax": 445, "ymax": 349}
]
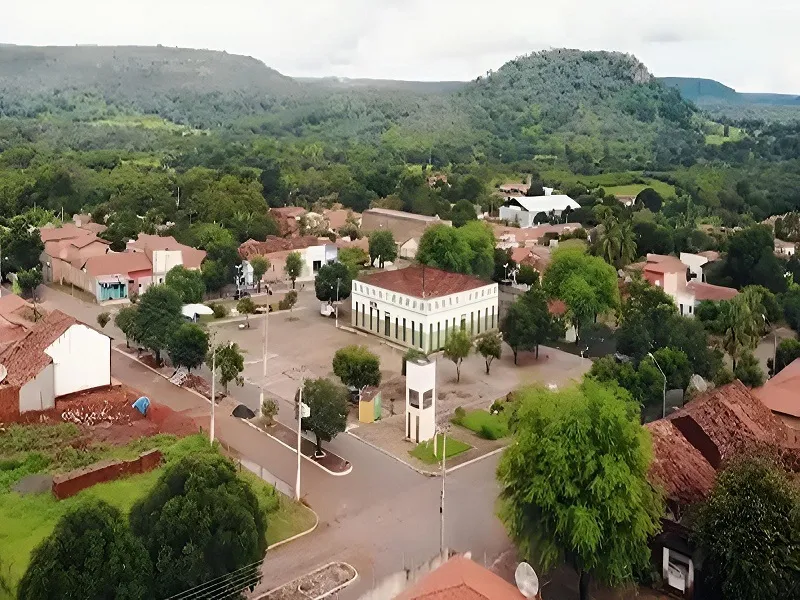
[{"xmin": 2, "ymin": 0, "xmax": 799, "ymax": 92}]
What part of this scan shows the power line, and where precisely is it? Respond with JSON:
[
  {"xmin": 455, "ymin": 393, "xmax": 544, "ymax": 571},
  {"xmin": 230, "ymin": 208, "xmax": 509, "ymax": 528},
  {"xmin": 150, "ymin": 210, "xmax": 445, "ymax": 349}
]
[
  {"xmin": 169, "ymin": 568, "xmax": 262, "ymax": 600},
  {"xmin": 164, "ymin": 560, "xmax": 263, "ymax": 600}
]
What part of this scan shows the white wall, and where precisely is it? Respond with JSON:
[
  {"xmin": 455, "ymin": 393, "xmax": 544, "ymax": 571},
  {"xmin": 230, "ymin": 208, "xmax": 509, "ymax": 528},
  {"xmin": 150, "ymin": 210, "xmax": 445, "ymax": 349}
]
[
  {"xmin": 351, "ymin": 280, "xmax": 499, "ymax": 352},
  {"xmin": 679, "ymin": 253, "xmax": 708, "ymax": 283},
  {"xmin": 499, "ymin": 206, "xmax": 535, "ymax": 228},
  {"xmin": 406, "ymin": 359, "xmax": 436, "ymax": 442},
  {"xmin": 45, "ymin": 324, "xmax": 111, "ymax": 397},
  {"xmin": 151, "ymin": 250, "xmax": 184, "ymax": 281},
  {"xmin": 18, "ymin": 363, "xmax": 55, "ymax": 412},
  {"xmin": 303, "ymin": 244, "xmax": 338, "ymax": 277}
]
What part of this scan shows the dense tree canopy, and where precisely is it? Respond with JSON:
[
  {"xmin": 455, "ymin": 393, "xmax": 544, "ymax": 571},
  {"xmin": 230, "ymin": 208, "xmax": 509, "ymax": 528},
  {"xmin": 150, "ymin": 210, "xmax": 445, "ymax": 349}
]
[
  {"xmin": 18, "ymin": 500, "xmax": 152, "ymax": 600},
  {"xmin": 130, "ymin": 453, "xmax": 266, "ymax": 599},
  {"xmin": 497, "ymin": 380, "xmax": 663, "ymax": 600},
  {"xmin": 134, "ymin": 285, "xmax": 184, "ymax": 363}
]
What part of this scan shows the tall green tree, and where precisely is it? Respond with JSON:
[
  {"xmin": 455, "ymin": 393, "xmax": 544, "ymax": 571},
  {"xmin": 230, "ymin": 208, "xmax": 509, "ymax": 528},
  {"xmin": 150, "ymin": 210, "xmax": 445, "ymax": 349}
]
[
  {"xmin": 543, "ymin": 247, "xmax": 618, "ymax": 339},
  {"xmin": 284, "ymin": 251, "xmax": 303, "ymax": 289},
  {"xmin": 164, "ymin": 265, "xmax": 205, "ymax": 304},
  {"xmin": 168, "ymin": 323, "xmax": 209, "ymax": 372},
  {"xmin": 237, "ymin": 296, "xmax": 257, "ymax": 327},
  {"xmin": 134, "ymin": 284, "xmax": 183, "ymax": 364},
  {"xmin": 451, "ymin": 199, "xmax": 478, "ymax": 227},
  {"xmin": 475, "ymin": 331, "xmax": 502, "ymax": 374},
  {"xmin": 416, "ymin": 224, "xmax": 472, "ymax": 274},
  {"xmin": 300, "ymin": 377, "xmax": 349, "ymax": 453},
  {"xmin": 315, "ymin": 262, "xmax": 352, "ymax": 302},
  {"xmin": 443, "ymin": 328, "xmax": 471, "ymax": 382},
  {"xmin": 2, "ymin": 218, "xmax": 43, "ymax": 273},
  {"xmin": 368, "ymin": 230, "xmax": 397, "ymax": 268},
  {"xmin": 693, "ymin": 455, "xmax": 800, "ymax": 600},
  {"xmin": 497, "ymin": 380, "xmax": 663, "ymax": 600},
  {"xmin": 18, "ymin": 500, "xmax": 152, "ymax": 600},
  {"xmin": 249, "ymin": 255, "xmax": 270, "ymax": 293},
  {"xmin": 721, "ymin": 294, "xmax": 762, "ymax": 370},
  {"xmin": 208, "ymin": 342, "xmax": 245, "ymax": 394},
  {"xmin": 501, "ymin": 287, "xmax": 563, "ymax": 363},
  {"xmin": 774, "ymin": 338, "xmax": 800, "ymax": 375},
  {"xmin": 15, "ymin": 267, "xmax": 42, "ymax": 298},
  {"xmin": 130, "ymin": 453, "xmax": 266, "ymax": 599},
  {"xmin": 332, "ymin": 345, "xmax": 381, "ymax": 392},
  {"xmin": 115, "ymin": 305, "xmax": 139, "ymax": 348},
  {"xmin": 734, "ymin": 350, "xmax": 766, "ymax": 387}
]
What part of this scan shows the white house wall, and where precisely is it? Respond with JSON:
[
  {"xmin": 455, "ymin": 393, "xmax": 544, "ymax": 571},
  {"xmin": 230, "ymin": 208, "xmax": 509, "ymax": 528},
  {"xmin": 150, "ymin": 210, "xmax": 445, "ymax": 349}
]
[
  {"xmin": 18, "ymin": 363, "xmax": 55, "ymax": 413},
  {"xmin": 45, "ymin": 324, "xmax": 111, "ymax": 397},
  {"xmin": 151, "ymin": 250, "xmax": 184, "ymax": 282},
  {"xmin": 303, "ymin": 244, "xmax": 338, "ymax": 277},
  {"xmin": 350, "ymin": 280, "xmax": 499, "ymax": 353}
]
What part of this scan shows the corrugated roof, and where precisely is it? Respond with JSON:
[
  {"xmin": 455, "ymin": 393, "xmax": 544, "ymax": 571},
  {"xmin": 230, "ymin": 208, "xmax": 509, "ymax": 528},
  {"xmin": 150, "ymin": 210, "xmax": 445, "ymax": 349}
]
[
  {"xmin": 238, "ymin": 235, "xmax": 325, "ymax": 259},
  {"xmin": 643, "ymin": 254, "xmax": 687, "ymax": 274},
  {"xmin": 394, "ymin": 556, "xmax": 525, "ymax": 600},
  {"xmin": 0, "ymin": 310, "xmax": 77, "ymax": 387},
  {"xmin": 755, "ymin": 358, "xmax": 800, "ymax": 418},
  {"xmin": 358, "ymin": 266, "xmax": 490, "ymax": 299},
  {"xmin": 39, "ymin": 223, "xmax": 93, "ymax": 243}
]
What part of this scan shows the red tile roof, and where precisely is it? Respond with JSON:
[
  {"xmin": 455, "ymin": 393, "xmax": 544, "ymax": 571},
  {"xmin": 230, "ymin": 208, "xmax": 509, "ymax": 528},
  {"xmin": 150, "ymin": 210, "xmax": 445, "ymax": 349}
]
[
  {"xmin": 687, "ymin": 281, "xmax": 738, "ymax": 301},
  {"xmin": 270, "ymin": 206, "xmax": 307, "ymax": 219},
  {"xmin": 395, "ymin": 556, "xmax": 525, "ymax": 600},
  {"xmin": 127, "ymin": 234, "xmax": 206, "ymax": 269},
  {"xmin": 82, "ymin": 252, "xmax": 153, "ymax": 277},
  {"xmin": 697, "ymin": 250, "xmax": 721, "ymax": 262},
  {"xmin": 238, "ymin": 235, "xmax": 326, "ymax": 259},
  {"xmin": 358, "ymin": 266, "xmax": 490, "ymax": 299},
  {"xmin": 755, "ymin": 358, "xmax": 800, "ymax": 418},
  {"xmin": 0, "ymin": 310, "xmax": 78, "ymax": 387},
  {"xmin": 646, "ymin": 380, "xmax": 799, "ymax": 506},
  {"xmin": 643, "ymin": 254, "xmax": 686, "ymax": 274},
  {"xmin": 39, "ymin": 223, "xmax": 93, "ymax": 243},
  {"xmin": 548, "ymin": 299, "xmax": 567, "ymax": 316},
  {"xmin": 323, "ymin": 208, "xmax": 360, "ymax": 231}
]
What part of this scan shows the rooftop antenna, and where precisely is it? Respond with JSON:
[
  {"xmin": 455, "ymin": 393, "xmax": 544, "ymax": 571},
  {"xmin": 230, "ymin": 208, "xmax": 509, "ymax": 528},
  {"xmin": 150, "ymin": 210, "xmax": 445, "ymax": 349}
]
[{"xmin": 515, "ymin": 562, "xmax": 540, "ymax": 599}]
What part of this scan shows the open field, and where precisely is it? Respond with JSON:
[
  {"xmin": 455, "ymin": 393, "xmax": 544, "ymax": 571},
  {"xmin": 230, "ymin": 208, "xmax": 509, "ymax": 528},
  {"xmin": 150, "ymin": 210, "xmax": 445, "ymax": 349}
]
[
  {"xmin": 540, "ymin": 169, "xmax": 676, "ymax": 198},
  {"xmin": 0, "ymin": 434, "xmax": 315, "ymax": 596}
]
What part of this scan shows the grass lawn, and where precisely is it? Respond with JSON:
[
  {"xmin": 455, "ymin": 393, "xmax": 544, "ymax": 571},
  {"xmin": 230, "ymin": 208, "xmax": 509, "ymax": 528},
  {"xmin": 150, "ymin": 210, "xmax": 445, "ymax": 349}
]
[
  {"xmin": 602, "ymin": 179, "xmax": 676, "ymax": 198},
  {"xmin": 0, "ymin": 433, "xmax": 315, "ymax": 595},
  {"xmin": 454, "ymin": 409, "xmax": 510, "ymax": 439},
  {"xmin": 409, "ymin": 434, "xmax": 471, "ymax": 464}
]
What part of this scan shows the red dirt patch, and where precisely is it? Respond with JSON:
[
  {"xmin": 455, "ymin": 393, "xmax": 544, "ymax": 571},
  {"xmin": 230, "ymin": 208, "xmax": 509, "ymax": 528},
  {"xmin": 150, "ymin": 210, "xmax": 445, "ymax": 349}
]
[{"xmin": 182, "ymin": 373, "xmax": 224, "ymax": 402}]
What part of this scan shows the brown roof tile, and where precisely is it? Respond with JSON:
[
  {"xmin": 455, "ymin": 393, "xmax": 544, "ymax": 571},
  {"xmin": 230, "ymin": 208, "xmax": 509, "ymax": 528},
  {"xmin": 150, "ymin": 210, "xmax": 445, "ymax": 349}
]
[
  {"xmin": 0, "ymin": 310, "xmax": 78, "ymax": 387},
  {"xmin": 755, "ymin": 358, "xmax": 800, "ymax": 418},
  {"xmin": 39, "ymin": 223, "xmax": 93, "ymax": 243},
  {"xmin": 238, "ymin": 235, "xmax": 323, "ymax": 259},
  {"xmin": 646, "ymin": 380, "xmax": 800, "ymax": 506},
  {"xmin": 82, "ymin": 252, "xmax": 153, "ymax": 277},
  {"xmin": 358, "ymin": 266, "xmax": 490, "ymax": 299},
  {"xmin": 395, "ymin": 555, "xmax": 525, "ymax": 600},
  {"xmin": 687, "ymin": 281, "xmax": 738, "ymax": 302}
]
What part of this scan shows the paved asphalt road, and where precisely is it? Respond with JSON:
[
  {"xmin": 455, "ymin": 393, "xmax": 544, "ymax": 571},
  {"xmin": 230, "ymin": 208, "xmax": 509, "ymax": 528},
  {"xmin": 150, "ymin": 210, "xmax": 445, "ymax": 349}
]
[{"xmin": 39, "ymin": 286, "xmax": 512, "ymax": 598}]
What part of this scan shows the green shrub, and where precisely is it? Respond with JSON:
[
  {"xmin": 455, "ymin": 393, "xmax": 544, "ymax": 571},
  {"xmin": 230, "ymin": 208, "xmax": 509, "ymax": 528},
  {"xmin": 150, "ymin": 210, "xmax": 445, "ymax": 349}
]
[
  {"xmin": 489, "ymin": 400, "xmax": 505, "ymax": 414},
  {"xmin": 479, "ymin": 422, "xmax": 504, "ymax": 440},
  {"xmin": 453, "ymin": 406, "xmax": 466, "ymax": 424},
  {"xmin": 209, "ymin": 302, "xmax": 228, "ymax": 319},
  {"xmin": 0, "ymin": 453, "xmax": 50, "ymax": 491}
]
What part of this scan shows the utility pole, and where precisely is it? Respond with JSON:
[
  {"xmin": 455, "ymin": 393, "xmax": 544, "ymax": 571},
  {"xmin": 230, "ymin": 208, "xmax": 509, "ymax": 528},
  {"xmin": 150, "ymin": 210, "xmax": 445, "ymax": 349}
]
[
  {"xmin": 210, "ymin": 347, "xmax": 216, "ymax": 444},
  {"xmin": 440, "ymin": 429, "xmax": 447, "ymax": 559},
  {"xmin": 335, "ymin": 277, "xmax": 341, "ymax": 329},
  {"xmin": 258, "ymin": 309, "xmax": 268, "ymax": 416},
  {"xmin": 648, "ymin": 352, "xmax": 666, "ymax": 419},
  {"xmin": 295, "ymin": 378, "xmax": 306, "ymax": 501}
]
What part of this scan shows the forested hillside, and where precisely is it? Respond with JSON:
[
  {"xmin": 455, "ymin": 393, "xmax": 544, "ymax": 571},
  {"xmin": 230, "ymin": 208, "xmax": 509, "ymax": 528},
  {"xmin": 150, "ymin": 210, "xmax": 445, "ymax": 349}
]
[
  {"xmin": 0, "ymin": 45, "xmax": 299, "ymax": 126},
  {"xmin": 0, "ymin": 45, "xmax": 700, "ymax": 168}
]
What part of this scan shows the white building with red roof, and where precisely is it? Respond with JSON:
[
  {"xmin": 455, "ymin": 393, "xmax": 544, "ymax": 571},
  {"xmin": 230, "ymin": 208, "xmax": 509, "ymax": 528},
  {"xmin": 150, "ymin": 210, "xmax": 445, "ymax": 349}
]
[
  {"xmin": 351, "ymin": 265, "xmax": 499, "ymax": 353},
  {"xmin": 635, "ymin": 253, "xmax": 738, "ymax": 317}
]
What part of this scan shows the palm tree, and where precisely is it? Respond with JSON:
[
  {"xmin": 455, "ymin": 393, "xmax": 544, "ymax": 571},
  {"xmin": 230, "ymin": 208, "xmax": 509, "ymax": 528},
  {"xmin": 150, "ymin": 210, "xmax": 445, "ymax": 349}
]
[
  {"xmin": 618, "ymin": 219, "xmax": 638, "ymax": 267},
  {"xmin": 721, "ymin": 295, "xmax": 761, "ymax": 370}
]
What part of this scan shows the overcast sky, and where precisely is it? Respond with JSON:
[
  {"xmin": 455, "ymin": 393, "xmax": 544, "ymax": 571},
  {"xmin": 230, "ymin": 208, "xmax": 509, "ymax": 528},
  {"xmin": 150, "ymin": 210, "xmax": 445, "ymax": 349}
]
[{"xmin": 4, "ymin": 0, "xmax": 799, "ymax": 93}]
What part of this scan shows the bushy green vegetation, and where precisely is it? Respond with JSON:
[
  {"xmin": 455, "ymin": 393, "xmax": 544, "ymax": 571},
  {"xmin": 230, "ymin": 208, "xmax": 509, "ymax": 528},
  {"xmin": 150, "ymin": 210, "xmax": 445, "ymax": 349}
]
[
  {"xmin": 453, "ymin": 409, "xmax": 510, "ymax": 440},
  {"xmin": 0, "ymin": 434, "xmax": 314, "ymax": 595}
]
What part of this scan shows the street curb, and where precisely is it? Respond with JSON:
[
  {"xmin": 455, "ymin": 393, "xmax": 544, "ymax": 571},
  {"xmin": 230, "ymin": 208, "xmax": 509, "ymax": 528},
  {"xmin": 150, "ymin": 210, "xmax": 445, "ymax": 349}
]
[
  {"xmin": 346, "ymin": 430, "xmax": 439, "ymax": 477},
  {"xmin": 445, "ymin": 445, "xmax": 507, "ymax": 473},
  {"xmin": 268, "ymin": 505, "xmax": 319, "ymax": 550},
  {"xmin": 242, "ymin": 420, "xmax": 353, "ymax": 477},
  {"xmin": 112, "ymin": 347, "xmax": 215, "ymax": 406},
  {"xmin": 257, "ymin": 561, "xmax": 358, "ymax": 600}
]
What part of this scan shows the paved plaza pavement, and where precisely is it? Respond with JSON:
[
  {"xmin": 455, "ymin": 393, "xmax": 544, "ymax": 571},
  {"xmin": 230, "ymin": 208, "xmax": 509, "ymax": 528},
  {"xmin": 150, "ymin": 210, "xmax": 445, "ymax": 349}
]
[{"xmin": 36, "ymin": 284, "xmax": 592, "ymax": 598}]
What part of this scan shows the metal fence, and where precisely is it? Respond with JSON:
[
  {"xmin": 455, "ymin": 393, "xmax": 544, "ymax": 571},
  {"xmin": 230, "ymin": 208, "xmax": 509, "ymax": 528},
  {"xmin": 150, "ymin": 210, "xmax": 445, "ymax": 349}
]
[{"xmin": 237, "ymin": 457, "xmax": 294, "ymax": 498}]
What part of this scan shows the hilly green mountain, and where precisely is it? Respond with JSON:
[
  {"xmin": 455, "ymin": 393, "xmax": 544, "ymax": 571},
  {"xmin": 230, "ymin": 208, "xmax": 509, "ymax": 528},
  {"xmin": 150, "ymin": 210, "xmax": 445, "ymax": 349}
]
[
  {"xmin": 0, "ymin": 45, "xmax": 700, "ymax": 168},
  {"xmin": 660, "ymin": 76, "xmax": 800, "ymax": 106}
]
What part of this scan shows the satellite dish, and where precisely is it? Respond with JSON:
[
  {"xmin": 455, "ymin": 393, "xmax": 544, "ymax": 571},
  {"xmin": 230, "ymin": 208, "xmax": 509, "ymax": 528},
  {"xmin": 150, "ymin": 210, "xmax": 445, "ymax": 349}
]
[
  {"xmin": 515, "ymin": 562, "xmax": 540, "ymax": 599},
  {"xmin": 0, "ymin": 364, "xmax": 7, "ymax": 385}
]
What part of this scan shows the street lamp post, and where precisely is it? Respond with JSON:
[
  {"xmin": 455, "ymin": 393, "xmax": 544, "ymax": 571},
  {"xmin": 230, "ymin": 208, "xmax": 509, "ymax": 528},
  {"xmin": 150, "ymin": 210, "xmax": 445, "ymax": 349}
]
[
  {"xmin": 295, "ymin": 378, "xmax": 309, "ymax": 501},
  {"xmin": 438, "ymin": 425, "xmax": 449, "ymax": 559},
  {"xmin": 330, "ymin": 278, "xmax": 341, "ymax": 328},
  {"xmin": 648, "ymin": 352, "xmax": 666, "ymax": 419}
]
